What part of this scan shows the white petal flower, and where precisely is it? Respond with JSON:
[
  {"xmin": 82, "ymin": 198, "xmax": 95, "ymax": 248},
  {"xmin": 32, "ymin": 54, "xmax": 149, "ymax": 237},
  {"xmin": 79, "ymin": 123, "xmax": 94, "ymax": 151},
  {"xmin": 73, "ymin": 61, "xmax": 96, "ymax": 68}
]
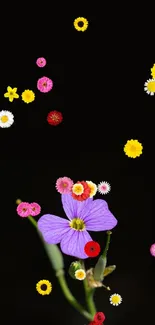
[
  {"xmin": 110, "ymin": 293, "xmax": 122, "ymax": 306},
  {"xmin": 0, "ymin": 110, "xmax": 14, "ymax": 128},
  {"xmin": 144, "ymin": 79, "xmax": 155, "ymax": 95},
  {"xmin": 98, "ymin": 181, "xmax": 111, "ymax": 194}
]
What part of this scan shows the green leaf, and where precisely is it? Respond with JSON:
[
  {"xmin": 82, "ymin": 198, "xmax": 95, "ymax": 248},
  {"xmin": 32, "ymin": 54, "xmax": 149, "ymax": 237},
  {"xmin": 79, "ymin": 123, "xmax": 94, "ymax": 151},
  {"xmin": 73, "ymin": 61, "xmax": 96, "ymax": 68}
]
[
  {"xmin": 43, "ymin": 242, "xmax": 64, "ymax": 271},
  {"xmin": 103, "ymin": 265, "xmax": 116, "ymax": 277},
  {"xmin": 93, "ymin": 256, "xmax": 107, "ymax": 282}
]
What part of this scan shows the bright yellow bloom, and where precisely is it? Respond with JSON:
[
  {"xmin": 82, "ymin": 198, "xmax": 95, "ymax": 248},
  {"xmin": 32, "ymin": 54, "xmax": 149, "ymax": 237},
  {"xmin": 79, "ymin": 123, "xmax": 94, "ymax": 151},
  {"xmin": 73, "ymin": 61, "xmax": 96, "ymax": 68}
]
[
  {"xmin": 73, "ymin": 17, "xmax": 88, "ymax": 32},
  {"xmin": 75, "ymin": 269, "xmax": 86, "ymax": 280},
  {"xmin": 21, "ymin": 89, "xmax": 35, "ymax": 104},
  {"xmin": 86, "ymin": 181, "xmax": 97, "ymax": 197},
  {"xmin": 4, "ymin": 86, "xmax": 19, "ymax": 102},
  {"xmin": 124, "ymin": 139, "xmax": 143, "ymax": 158},
  {"xmin": 151, "ymin": 64, "xmax": 155, "ymax": 79},
  {"xmin": 72, "ymin": 183, "xmax": 84, "ymax": 195},
  {"xmin": 36, "ymin": 279, "xmax": 52, "ymax": 295}
]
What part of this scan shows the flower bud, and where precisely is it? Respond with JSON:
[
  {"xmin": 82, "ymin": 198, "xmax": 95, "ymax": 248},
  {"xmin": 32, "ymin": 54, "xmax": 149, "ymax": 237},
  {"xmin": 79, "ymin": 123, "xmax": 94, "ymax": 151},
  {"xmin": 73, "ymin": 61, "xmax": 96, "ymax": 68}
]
[
  {"xmin": 93, "ymin": 256, "xmax": 107, "ymax": 282},
  {"xmin": 68, "ymin": 261, "xmax": 82, "ymax": 279}
]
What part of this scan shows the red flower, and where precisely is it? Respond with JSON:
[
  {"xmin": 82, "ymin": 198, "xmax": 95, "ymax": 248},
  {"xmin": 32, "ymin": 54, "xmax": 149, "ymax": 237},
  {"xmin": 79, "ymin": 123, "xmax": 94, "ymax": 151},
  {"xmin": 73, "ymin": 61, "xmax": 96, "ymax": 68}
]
[
  {"xmin": 72, "ymin": 181, "xmax": 91, "ymax": 201},
  {"xmin": 47, "ymin": 110, "xmax": 63, "ymax": 126},
  {"xmin": 84, "ymin": 241, "xmax": 101, "ymax": 257},
  {"xmin": 88, "ymin": 322, "xmax": 97, "ymax": 325},
  {"xmin": 94, "ymin": 312, "xmax": 105, "ymax": 324}
]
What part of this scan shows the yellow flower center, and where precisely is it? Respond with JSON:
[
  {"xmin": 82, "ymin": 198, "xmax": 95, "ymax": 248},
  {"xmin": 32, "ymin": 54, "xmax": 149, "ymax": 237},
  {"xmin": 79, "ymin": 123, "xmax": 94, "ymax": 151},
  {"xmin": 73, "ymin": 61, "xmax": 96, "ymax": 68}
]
[
  {"xmin": 51, "ymin": 114, "xmax": 59, "ymax": 121},
  {"xmin": 9, "ymin": 91, "xmax": 13, "ymax": 95},
  {"xmin": 75, "ymin": 270, "xmax": 85, "ymax": 279},
  {"xmin": 63, "ymin": 182, "xmax": 67, "ymax": 187},
  {"xmin": 72, "ymin": 184, "xmax": 84, "ymax": 195},
  {"xmin": 70, "ymin": 218, "xmax": 85, "ymax": 231},
  {"xmin": 43, "ymin": 82, "xmax": 47, "ymax": 87},
  {"xmin": 130, "ymin": 145, "xmax": 137, "ymax": 152},
  {"xmin": 147, "ymin": 81, "xmax": 155, "ymax": 92},
  {"xmin": 111, "ymin": 295, "xmax": 120, "ymax": 303},
  {"xmin": 1, "ymin": 115, "xmax": 8, "ymax": 123}
]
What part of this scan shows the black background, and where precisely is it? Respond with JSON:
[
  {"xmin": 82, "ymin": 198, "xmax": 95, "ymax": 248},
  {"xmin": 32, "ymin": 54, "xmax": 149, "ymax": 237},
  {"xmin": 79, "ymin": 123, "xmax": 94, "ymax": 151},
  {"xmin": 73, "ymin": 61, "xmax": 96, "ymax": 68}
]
[{"xmin": 1, "ymin": 9, "xmax": 155, "ymax": 325}]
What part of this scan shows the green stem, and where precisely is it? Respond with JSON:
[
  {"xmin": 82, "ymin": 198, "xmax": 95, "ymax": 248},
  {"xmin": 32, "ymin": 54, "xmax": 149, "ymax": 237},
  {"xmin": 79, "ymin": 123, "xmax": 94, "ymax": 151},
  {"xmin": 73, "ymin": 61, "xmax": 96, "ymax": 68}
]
[
  {"xmin": 26, "ymin": 215, "xmax": 92, "ymax": 321},
  {"xmin": 57, "ymin": 273, "xmax": 93, "ymax": 321},
  {"xmin": 102, "ymin": 231, "xmax": 112, "ymax": 258},
  {"xmin": 80, "ymin": 260, "xmax": 97, "ymax": 317}
]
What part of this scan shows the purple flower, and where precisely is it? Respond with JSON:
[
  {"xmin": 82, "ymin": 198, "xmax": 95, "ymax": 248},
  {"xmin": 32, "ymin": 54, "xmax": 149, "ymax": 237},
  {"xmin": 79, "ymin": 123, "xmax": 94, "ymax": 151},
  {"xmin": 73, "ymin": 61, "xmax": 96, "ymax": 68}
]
[{"xmin": 37, "ymin": 194, "xmax": 118, "ymax": 259}]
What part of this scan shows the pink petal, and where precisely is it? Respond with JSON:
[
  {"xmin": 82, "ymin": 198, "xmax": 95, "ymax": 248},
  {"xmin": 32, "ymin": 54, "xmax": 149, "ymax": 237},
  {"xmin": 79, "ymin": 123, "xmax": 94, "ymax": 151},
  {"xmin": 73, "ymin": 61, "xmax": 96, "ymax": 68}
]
[{"xmin": 60, "ymin": 229, "xmax": 92, "ymax": 259}]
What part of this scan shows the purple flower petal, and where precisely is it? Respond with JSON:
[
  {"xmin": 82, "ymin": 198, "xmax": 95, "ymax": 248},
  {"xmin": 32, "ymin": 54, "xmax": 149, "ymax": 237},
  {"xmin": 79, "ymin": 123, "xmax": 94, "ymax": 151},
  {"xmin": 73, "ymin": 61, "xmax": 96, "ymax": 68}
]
[
  {"xmin": 84, "ymin": 199, "xmax": 118, "ymax": 231},
  {"xmin": 61, "ymin": 194, "xmax": 93, "ymax": 220},
  {"xmin": 60, "ymin": 229, "xmax": 92, "ymax": 259},
  {"xmin": 37, "ymin": 214, "xmax": 70, "ymax": 244}
]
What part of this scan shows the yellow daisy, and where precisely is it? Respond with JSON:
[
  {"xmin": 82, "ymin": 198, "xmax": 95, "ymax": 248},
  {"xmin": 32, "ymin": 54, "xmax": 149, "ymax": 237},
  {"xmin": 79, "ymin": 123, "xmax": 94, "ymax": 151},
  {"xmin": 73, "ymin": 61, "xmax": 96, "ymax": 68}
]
[
  {"xmin": 151, "ymin": 64, "xmax": 155, "ymax": 79},
  {"xmin": 36, "ymin": 279, "xmax": 52, "ymax": 295},
  {"xmin": 124, "ymin": 139, "xmax": 143, "ymax": 158},
  {"xmin": 72, "ymin": 183, "xmax": 84, "ymax": 195},
  {"xmin": 4, "ymin": 86, "xmax": 19, "ymax": 102},
  {"xmin": 144, "ymin": 79, "xmax": 155, "ymax": 96},
  {"xmin": 86, "ymin": 181, "xmax": 97, "ymax": 197},
  {"xmin": 110, "ymin": 293, "xmax": 122, "ymax": 306},
  {"xmin": 21, "ymin": 89, "xmax": 35, "ymax": 103},
  {"xmin": 73, "ymin": 17, "xmax": 88, "ymax": 32},
  {"xmin": 75, "ymin": 269, "xmax": 86, "ymax": 280}
]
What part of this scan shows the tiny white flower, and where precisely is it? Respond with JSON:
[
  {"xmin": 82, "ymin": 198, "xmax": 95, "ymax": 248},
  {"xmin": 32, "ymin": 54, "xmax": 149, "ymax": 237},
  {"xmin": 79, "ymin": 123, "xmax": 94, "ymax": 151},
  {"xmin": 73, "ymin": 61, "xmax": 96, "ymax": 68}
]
[
  {"xmin": 144, "ymin": 79, "xmax": 155, "ymax": 95},
  {"xmin": 75, "ymin": 269, "xmax": 86, "ymax": 280},
  {"xmin": 98, "ymin": 181, "xmax": 111, "ymax": 194},
  {"xmin": 110, "ymin": 293, "xmax": 122, "ymax": 306},
  {"xmin": 0, "ymin": 110, "xmax": 14, "ymax": 128}
]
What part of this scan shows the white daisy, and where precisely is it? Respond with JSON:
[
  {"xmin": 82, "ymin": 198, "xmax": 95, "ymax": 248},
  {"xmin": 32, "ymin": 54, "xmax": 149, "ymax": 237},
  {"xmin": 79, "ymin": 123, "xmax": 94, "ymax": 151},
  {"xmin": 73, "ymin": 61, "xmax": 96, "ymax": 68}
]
[
  {"xmin": 110, "ymin": 293, "xmax": 122, "ymax": 306},
  {"xmin": 98, "ymin": 181, "xmax": 111, "ymax": 194},
  {"xmin": 0, "ymin": 110, "xmax": 14, "ymax": 128},
  {"xmin": 144, "ymin": 79, "xmax": 155, "ymax": 96}
]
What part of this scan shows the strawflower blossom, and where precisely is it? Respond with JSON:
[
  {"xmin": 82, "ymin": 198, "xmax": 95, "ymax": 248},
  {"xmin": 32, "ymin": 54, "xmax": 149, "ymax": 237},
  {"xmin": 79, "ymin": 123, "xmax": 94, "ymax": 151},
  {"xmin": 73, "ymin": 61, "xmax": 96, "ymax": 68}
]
[
  {"xmin": 84, "ymin": 241, "xmax": 101, "ymax": 257},
  {"xmin": 150, "ymin": 243, "xmax": 155, "ymax": 257},
  {"xmin": 36, "ymin": 57, "xmax": 46, "ymax": 67},
  {"xmin": 94, "ymin": 312, "xmax": 105, "ymax": 323},
  {"xmin": 47, "ymin": 110, "xmax": 63, "ymax": 126},
  {"xmin": 72, "ymin": 181, "xmax": 91, "ymax": 201},
  {"xmin": 56, "ymin": 177, "xmax": 74, "ymax": 194},
  {"xmin": 37, "ymin": 76, "xmax": 53, "ymax": 93},
  {"xmin": 86, "ymin": 181, "xmax": 97, "ymax": 197},
  {"xmin": 98, "ymin": 181, "xmax": 111, "ymax": 195},
  {"xmin": 37, "ymin": 194, "xmax": 117, "ymax": 259},
  {"xmin": 17, "ymin": 202, "xmax": 30, "ymax": 217},
  {"xmin": 29, "ymin": 202, "xmax": 41, "ymax": 216}
]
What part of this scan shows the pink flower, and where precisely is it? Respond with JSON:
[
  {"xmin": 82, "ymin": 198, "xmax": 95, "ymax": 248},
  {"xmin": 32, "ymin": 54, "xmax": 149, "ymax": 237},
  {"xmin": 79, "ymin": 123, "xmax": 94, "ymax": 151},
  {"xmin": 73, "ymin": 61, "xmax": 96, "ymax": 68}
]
[
  {"xmin": 37, "ymin": 76, "xmax": 53, "ymax": 93},
  {"xmin": 36, "ymin": 57, "xmax": 46, "ymax": 67},
  {"xmin": 29, "ymin": 202, "xmax": 41, "ymax": 216},
  {"xmin": 56, "ymin": 177, "xmax": 74, "ymax": 194},
  {"xmin": 17, "ymin": 202, "xmax": 30, "ymax": 217},
  {"xmin": 150, "ymin": 243, "xmax": 155, "ymax": 257}
]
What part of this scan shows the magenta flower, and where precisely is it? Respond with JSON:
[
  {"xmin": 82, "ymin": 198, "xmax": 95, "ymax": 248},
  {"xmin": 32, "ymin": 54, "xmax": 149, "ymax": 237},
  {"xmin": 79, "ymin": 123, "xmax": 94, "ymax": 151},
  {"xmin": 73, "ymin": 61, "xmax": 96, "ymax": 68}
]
[
  {"xmin": 36, "ymin": 57, "xmax": 46, "ymax": 67},
  {"xmin": 37, "ymin": 194, "xmax": 118, "ymax": 259},
  {"xmin": 29, "ymin": 202, "xmax": 41, "ymax": 216},
  {"xmin": 56, "ymin": 176, "xmax": 74, "ymax": 194},
  {"xmin": 17, "ymin": 202, "xmax": 30, "ymax": 217},
  {"xmin": 37, "ymin": 76, "xmax": 53, "ymax": 93}
]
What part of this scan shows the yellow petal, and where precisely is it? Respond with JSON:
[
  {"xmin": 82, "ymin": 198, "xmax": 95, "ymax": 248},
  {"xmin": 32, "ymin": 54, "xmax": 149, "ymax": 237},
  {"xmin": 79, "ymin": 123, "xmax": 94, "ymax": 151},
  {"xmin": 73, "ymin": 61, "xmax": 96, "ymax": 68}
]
[
  {"xmin": 9, "ymin": 97, "xmax": 14, "ymax": 102},
  {"xmin": 14, "ymin": 93, "xmax": 19, "ymax": 98},
  {"xmin": 4, "ymin": 92, "xmax": 9, "ymax": 98},
  {"xmin": 12, "ymin": 87, "xmax": 17, "ymax": 93},
  {"xmin": 7, "ymin": 86, "xmax": 12, "ymax": 92}
]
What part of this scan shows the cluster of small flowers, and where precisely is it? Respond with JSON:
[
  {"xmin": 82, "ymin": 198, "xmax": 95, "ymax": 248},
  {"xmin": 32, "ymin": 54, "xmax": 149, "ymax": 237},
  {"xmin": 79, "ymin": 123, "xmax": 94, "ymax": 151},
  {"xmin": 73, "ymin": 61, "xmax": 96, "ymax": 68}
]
[
  {"xmin": 144, "ymin": 63, "xmax": 155, "ymax": 96},
  {"xmin": 55, "ymin": 176, "xmax": 111, "ymax": 199},
  {"xmin": 17, "ymin": 202, "xmax": 41, "ymax": 217}
]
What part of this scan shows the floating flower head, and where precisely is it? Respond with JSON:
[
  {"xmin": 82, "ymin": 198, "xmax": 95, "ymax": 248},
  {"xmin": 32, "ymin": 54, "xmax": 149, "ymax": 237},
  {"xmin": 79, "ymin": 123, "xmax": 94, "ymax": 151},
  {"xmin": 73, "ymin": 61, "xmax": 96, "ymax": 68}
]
[
  {"xmin": 21, "ymin": 89, "xmax": 35, "ymax": 104},
  {"xmin": 124, "ymin": 139, "xmax": 143, "ymax": 158},
  {"xmin": 73, "ymin": 17, "xmax": 89, "ymax": 32},
  {"xmin": 144, "ymin": 79, "xmax": 155, "ymax": 95},
  {"xmin": 75, "ymin": 269, "xmax": 86, "ymax": 280},
  {"xmin": 37, "ymin": 76, "xmax": 53, "ymax": 93},
  {"xmin": 4, "ymin": 86, "xmax": 19, "ymax": 102},
  {"xmin": 37, "ymin": 194, "xmax": 117, "ymax": 259},
  {"xmin": 36, "ymin": 279, "xmax": 52, "ymax": 295},
  {"xmin": 56, "ymin": 176, "xmax": 73, "ymax": 194},
  {"xmin": 29, "ymin": 202, "xmax": 41, "ymax": 216},
  {"xmin": 0, "ymin": 110, "xmax": 14, "ymax": 128},
  {"xmin": 47, "ymin": 110, "xmax": 63, "ymax": 126},
  {"xmin": 98, "ymin": 181, "xmax": 111, "ymax": 195},
  {"xmin": 94, "ymin": 312, "xmax": 106, "ymax": 323},
  {"xmin": 16, "ymin": 202, "xmax": 30, "ymax": 217},
  {"xmin": 110, "ymin": 293, "xmax": 122, "ymax": 306},
  {"xmin": 84, "ymin": 241, "xmax": 101, "ymax": 257},
  {"xmin": 86, "ymin": 181, "xmax": 97, "ymax": 197},
  {"xmin": 151, "ymin": 64, "xmax": 155, "ymax": 79},
  {"xmin": 150, "ymin": 243, "xmax": 155, "ymax": 257},
  {"xmin": 72, "ymin": 181, "xmax": 91, "ymax": 201},
  {"xmin": 36, "ymin": 57, "xmax": 46, "ymax": 67}
]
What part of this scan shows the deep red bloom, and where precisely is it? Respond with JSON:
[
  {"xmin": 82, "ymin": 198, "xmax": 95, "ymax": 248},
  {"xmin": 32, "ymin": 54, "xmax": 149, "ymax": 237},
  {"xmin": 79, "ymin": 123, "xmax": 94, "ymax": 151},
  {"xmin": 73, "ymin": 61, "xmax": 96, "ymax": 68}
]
[
  {"xmin": 47, "ymin": 110, "xmax": 63, "ymax": 126},
  {"xmin": 72, "ymin": 181, "xmax": 91, "ymax": 201},
  {"xmin": 94, "ymin": 312, "xmax": 105, "ymax": 324},
  {"xmin": 84, "ymin": 241, "xmax": 101, "ymax": 257},
  {"xmin": 88, "ymin": 322, "xmax": 97, "ymax": 325}
]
